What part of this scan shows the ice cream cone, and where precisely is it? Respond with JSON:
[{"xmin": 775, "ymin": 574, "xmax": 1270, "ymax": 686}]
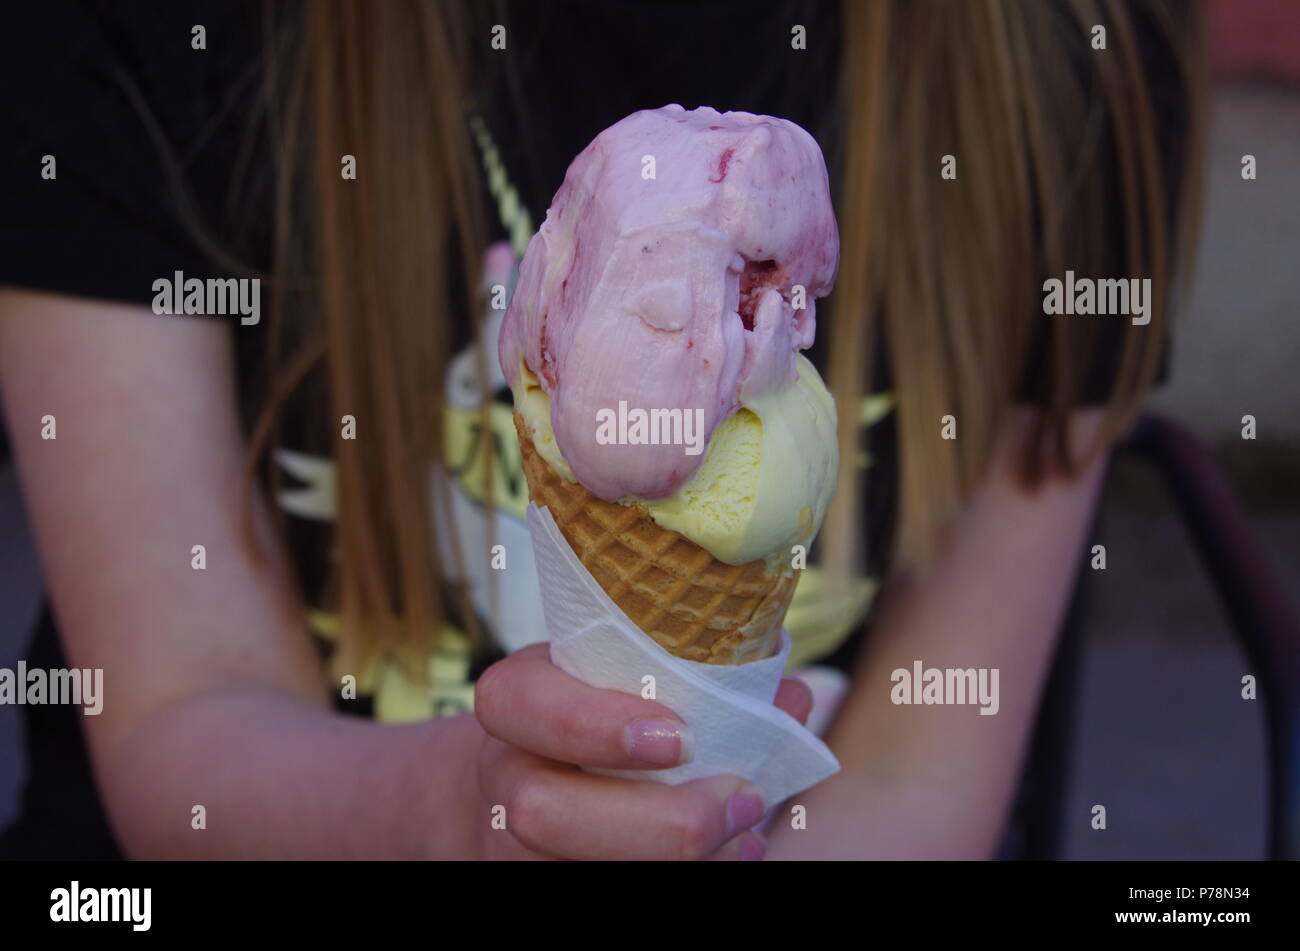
[{"xmin": 515, "ymin": 413, "xmax": 795, "ymax": 665}]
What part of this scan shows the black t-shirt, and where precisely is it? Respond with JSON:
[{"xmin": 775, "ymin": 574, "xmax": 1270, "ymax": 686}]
[{"xmin": 0, "ymin": 0, "xmax": 1175, "ymax": 857}]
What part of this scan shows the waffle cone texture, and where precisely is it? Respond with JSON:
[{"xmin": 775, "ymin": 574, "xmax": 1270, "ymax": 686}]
[{"xmin": 515, "ymin": 413, "xmax": 795, "ymax": 665}]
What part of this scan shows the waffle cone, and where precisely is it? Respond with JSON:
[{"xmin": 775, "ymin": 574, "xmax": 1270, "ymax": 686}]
[{"xmin": 515, "ymin": 413, "xmax": 795, "ymax": 665}]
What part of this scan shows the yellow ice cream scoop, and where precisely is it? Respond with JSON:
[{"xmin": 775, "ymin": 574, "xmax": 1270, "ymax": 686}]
[{"xmin": 513, "ymin": 353, "xmax": 837, "ymax": 567}]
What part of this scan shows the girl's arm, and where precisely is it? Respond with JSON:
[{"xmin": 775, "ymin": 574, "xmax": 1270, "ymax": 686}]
[
  {"xmin": 767, "ymin": 408, "xmax": 1110, "ymax": 859},
  {"xmin": 0, "ymin": 289, "xmax": 484, "ymax": 858}
]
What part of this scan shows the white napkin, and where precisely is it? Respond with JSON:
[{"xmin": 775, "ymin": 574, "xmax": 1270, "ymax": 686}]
[{"xmin": 525, "ymin": 503, "xmax": 841, "ymax": 807}]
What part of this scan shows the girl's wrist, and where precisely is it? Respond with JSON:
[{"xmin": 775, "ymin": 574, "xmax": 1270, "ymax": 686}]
[{"xmin": 401, "ymin": 712, "xmax": 486, "ymax": 859}]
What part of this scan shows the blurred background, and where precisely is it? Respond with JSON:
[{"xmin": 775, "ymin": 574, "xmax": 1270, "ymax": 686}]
[{"xmin": 1, "ymin": 0, "xmax": 1297, "ymax": 857}]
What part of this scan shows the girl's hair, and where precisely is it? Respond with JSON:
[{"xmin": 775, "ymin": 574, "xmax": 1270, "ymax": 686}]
[
  {"xmin": 823, "ymin": 0, "xmax": 1205, "ymax": 579},
  {"xmin": 247, "ymin": 0, "xmax": 489, "ymax": 676},
  {"xmin": 249, "ymin": 0, "xmax": 1205, "ymax": 670}
]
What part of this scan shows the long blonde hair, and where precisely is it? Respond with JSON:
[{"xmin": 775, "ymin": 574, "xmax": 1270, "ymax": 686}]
[
  {"xmin": 249, "ymin": 0, "xmax": 1205, "ymax": 670},
  {"xmin": 824, "ymin": 0, "xmax": 1205, "ymax": 577}
]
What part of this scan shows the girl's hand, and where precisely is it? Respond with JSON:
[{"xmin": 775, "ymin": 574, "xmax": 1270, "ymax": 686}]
[{"xmin": 470, "ymin": 643, "xmax": 813, "ymax": 861}]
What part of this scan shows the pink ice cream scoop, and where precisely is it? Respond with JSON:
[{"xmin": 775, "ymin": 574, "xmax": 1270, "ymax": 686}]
[{"xmin": 499, "ymin": 104, "xmax": 839, "ymax": 502}]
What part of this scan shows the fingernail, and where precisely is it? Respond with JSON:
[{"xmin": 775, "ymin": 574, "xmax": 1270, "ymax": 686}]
[
  {"xmin": 739, "ymin": 833, "xmax": 767, "ymax": 862},
  {"xmin": 726, "ymin": 785, "xmax": 766, "ymax": 837},
  {"xmin": 625, "ymin": 718, "xmax": 693, "ymax": 766}
]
